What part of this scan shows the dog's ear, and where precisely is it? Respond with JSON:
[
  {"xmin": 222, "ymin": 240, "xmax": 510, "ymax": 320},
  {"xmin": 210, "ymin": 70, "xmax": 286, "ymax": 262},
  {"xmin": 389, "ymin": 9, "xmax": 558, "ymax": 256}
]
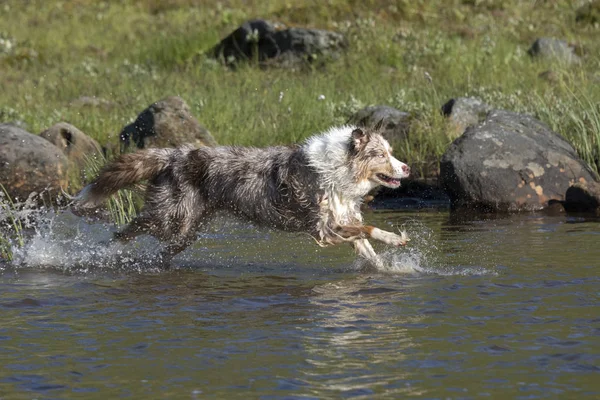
[{"xmin": 350, "ymin": 128, "xmax": 370, "ymax": 152}]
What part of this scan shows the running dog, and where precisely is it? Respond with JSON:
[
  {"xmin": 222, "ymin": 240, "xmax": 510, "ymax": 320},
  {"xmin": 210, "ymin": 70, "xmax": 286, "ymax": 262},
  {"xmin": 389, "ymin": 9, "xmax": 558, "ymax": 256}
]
[{"xmin": 74, "ymin": 125, "xmax": 411, "ymax": 267}]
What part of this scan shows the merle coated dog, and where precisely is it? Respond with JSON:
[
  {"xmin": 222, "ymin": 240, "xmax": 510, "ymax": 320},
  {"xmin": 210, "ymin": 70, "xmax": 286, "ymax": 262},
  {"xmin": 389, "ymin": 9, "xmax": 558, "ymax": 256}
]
[{"xmin": 75, "ymin": 125, "xmax": 411, "ymax": 267}]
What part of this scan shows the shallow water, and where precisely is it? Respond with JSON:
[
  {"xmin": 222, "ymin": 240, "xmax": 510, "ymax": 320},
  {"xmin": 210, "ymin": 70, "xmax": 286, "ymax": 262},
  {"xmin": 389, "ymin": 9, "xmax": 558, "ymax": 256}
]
[{"xmin": 1, "ymin": 209, "xmax": 599, "ymax": 399}]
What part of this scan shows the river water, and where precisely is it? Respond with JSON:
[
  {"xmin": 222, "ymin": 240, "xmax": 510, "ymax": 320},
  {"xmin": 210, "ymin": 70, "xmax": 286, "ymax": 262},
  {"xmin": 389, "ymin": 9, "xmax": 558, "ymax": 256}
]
[{"xmin": 0, "ymin": 208, "xmax": 599, "ymax": 399}]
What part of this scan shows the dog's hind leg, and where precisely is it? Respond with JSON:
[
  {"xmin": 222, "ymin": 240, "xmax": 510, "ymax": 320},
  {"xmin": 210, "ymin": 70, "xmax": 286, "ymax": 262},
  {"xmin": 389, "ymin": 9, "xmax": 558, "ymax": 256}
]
[
  {"xmin": 157, "ymin": 235, "xmax": 196, "ymax": 269},
  {"xmin": 113, "ymin": 215, "xmax": 153, "ymax": 243},
  {"xmin": 155, "ymin": 212, "xmax": 205, "ymax": 268}
]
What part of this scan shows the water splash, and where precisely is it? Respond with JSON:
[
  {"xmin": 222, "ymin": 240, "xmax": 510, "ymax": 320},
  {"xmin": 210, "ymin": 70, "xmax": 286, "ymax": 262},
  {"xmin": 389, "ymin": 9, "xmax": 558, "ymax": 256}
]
[
  {"xmin": 3, "ymin": 201, "xmax": 498, "ymax": 276},
  {"xmin": 361, "ymin": 218, "xmax": 498, "ymax": 276},
  {"xmin": 7, "ymin": 208, "xmax": 166, "ymax": 273}
]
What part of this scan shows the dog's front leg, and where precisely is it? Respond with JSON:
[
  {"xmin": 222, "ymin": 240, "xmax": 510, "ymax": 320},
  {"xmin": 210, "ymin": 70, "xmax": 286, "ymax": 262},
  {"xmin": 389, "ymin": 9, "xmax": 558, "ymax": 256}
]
[
  {"xmin": 366, "ymin": 226, "xmax": 410, "ymax": 247},
  {"xmin": 353, "ymin": 239, "xmax": 385, "ymax": 269},
  {"xmin": 331, "ymin": 225, "xmax": 409, "ymax": 247}
]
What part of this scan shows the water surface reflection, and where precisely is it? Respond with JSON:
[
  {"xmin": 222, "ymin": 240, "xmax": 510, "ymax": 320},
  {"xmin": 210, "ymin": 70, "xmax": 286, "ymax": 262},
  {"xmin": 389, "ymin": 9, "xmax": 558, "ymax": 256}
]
[{"xmin": 0, "ymin": 210, "xmax": 599, "ymax": 398}]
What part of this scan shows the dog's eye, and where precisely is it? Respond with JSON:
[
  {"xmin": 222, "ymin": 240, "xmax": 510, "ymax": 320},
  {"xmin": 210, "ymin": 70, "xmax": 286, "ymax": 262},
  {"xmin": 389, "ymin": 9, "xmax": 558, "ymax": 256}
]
[{"xmin": 378, "ymin": 153, "xmax": 386, "ymax": 158}]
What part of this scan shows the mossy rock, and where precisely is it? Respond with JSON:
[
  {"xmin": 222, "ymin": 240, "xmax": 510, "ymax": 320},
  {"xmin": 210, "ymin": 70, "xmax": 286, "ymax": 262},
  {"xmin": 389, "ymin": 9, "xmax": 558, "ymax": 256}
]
[
  {"xmin": 0, "ymin": 124, "xmax": 69, "ymax": 203},
  {"xmin": 40, "ymin": 122, "xmax": 103, "ymax": 169},
  {"xmin": 576, "ymin": 0, "xmax": 600, "ymax": 25},
  {"xmin": 119, "ymin": 96, "xmax": 217, "ymax": 152}
]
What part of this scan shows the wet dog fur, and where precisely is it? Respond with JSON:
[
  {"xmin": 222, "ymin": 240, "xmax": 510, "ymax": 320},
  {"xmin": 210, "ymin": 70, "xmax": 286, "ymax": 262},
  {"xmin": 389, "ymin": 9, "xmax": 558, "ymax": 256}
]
[{"xmin": 74, "ymin": 125, "xmax": 411, "ymax": 268}]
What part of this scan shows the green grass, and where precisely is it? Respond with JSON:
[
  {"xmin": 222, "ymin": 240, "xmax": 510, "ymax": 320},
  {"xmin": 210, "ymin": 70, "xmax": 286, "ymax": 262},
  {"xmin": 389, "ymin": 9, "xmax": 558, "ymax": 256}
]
[
  {"xmin": 1, "ymin": 0, "xmax": 599, "ymax": 182},
  {"xmin": 83, "ymin": 155, "xmax": 139, "ymax": 226}
]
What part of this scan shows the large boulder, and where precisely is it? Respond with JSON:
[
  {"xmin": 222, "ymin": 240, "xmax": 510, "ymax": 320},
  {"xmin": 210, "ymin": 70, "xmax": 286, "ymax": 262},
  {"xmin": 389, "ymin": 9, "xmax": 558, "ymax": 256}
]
[
  {"xmin": 40, "ymin": 122, "xmax": 103, "ymax": 171},
  {"xmin": 0, "ymin": 124, "xmax": 69, "ymax": 202},
  {"xmin": 347, "ymin": 105, "xmax": 411, "ymax": 144},
  {"xmin": 440, "ymin": 110, "xmax": 598, "ymax": 211},
  {"xmin": 210, "ymin": 19, "xmax": 348, "ymax": 68},
  {"xmin": 527, "ymin": 38, "xmax": 581, "ymax": 65},
  {"xmin": 441, "ymin": 97, "xmax": 493, "ymax": 136},
  {"xmin": 119, "ymin": 96, "xmax": 217, "ymax": 152},
  {"xmin": 3, "ymin": 120, "xmax": 29, "ymax": 131}
]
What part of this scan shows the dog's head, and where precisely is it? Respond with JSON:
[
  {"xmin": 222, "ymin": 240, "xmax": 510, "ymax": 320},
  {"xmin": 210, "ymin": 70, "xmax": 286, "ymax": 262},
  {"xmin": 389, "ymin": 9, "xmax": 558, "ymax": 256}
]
[{"xmin": 349, "ymin": 127, "xmax": 410, "ymax": 189}]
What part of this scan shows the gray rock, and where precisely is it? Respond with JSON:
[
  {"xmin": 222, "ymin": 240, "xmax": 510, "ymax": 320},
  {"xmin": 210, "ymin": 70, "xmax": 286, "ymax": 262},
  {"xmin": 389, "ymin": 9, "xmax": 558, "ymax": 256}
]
[
  {"xmin": 211, "ymin": 19, "xmax": 281, "ymax": 64},
  {"xmin": 576, "ymin": 0, "xmax": 600, "ymax": 25},
  {"xmin": 0, "ymin": 124, "xmax": 69, "ymax": 202},
  {"xmin": 3, "ymin": 120, "xmax": 29, "ymax": 131},
  {"xmin": 348, "ymin": 105, "xmax": 411, "ymax": 144},
  {"xmin": 527, "ymin": 37, "xmax": 581, "ymax": 65},
  {"xmin": 441, "ymin": 97, "xmax": 493, "ymax": 136},
  {"xmin": 40, "ymin": 122, "xmax": 103, "ymax": 173},
  {"xmin": 210, "ymin": 19, "xmax": 347, "ymax": 68},
  {"xmin": 440, "ymin": 110, "xmax": 598, "ymax": 211},
  {"xmin": 119, "ymin": 96, "xmax": 217, "ymax": 152}
]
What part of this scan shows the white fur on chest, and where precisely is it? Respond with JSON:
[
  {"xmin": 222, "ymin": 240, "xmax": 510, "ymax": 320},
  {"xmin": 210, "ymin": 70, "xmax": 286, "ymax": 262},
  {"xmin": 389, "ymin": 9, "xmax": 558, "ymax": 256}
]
[
  {"xmin": 314, "ymin": 190, "xmax": 365, "ymax": 245},
  {"xmin": 302, "ymin": 126, "xmax": 377, "ymax": 244},
  {"xmin": 327, "ymin": 191, "xmax": 363, "ymax": 225}
]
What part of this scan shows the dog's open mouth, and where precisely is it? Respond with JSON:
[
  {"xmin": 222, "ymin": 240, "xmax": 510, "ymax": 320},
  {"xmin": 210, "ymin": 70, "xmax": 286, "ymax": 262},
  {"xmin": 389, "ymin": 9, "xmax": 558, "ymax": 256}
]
[{"xmin": 376, "ymin": 173, "xmax": 402, "ymax": 188}]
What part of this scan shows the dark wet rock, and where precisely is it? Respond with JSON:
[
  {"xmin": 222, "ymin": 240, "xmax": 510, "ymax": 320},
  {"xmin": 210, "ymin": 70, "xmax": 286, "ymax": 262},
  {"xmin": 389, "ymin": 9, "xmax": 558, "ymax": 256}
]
[
  {"xmin": 119, "ymin": 96, "xmax": 217, "ymax": 152},
  {"xmin": 210, "ymin": 19, "xmax": 347, "ymax": 68},
  {"xmin": 211, "ymin": 19, "xmax": 282, "ymax": 65},
  {"xmin": 576, "ymin": 0, "xmax": 600, "ymax": 25},
  {"xmin": 348, "ymin": 105, "xmax": 411, "ymax": 144},
  {"xmin": 40, "ymin": 122, "xmax": 103, "ymax": 172},
  {"xmin": 545, "ymin": 199, "xmax": 566, "ymax": 215},
  {"xmin": 441, "ymin": 97, "xmax": 493, "ymax": 136},
  {"xmin": 564, "ymin": 181, "xmax": 600, "ymax": 214},
  {"xmin": 440, "ymin": 110, "xmax": 599, "ymax": 212},
  {"xmin": 371, "ymin": 179, "xmax": 450, "ymax": 210},
  {"xmin": 0, "ymin": 124, "xmax": 69, "ymax": 202},
  {"xmin": 527, "ymin": 38, "xmax": 581, "ymax": 65}
]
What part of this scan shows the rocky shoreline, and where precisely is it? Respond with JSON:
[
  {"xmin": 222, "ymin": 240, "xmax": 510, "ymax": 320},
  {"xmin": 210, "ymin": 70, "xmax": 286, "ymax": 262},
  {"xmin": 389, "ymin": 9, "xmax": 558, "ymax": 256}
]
[{"xmin": 3, "ymin": 92, "xmax": 599, "ymax": 216}]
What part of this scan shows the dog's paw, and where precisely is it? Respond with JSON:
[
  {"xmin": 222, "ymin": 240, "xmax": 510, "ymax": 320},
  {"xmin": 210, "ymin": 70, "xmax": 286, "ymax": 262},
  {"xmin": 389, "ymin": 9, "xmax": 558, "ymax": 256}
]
[
  {"xmin": 372, "ymin": 228, "xmax": 410, "ymax": 246},
  {"xmin": 398, "ymin": 230, "xmax": 411, "ymax": 246}
]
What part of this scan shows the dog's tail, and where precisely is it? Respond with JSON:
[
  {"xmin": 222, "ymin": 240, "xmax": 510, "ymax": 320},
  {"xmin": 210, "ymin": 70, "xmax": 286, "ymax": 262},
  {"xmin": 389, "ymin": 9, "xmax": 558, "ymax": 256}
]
[{"xmin": 74, "ymin": 148, "xmax": 172, "ymax": 208}]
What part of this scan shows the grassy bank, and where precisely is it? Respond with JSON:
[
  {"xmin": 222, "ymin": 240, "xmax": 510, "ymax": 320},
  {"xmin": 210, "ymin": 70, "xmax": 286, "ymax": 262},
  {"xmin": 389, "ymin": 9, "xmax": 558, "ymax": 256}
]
[{"xmin": 1, "ymin": 0, "xmax": 599, "ymax": 177}]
